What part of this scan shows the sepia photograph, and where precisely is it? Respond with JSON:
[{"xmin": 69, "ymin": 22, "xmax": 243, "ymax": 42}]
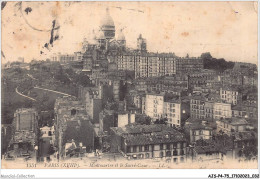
[{"xmin": 1, "ymin": 1, "xmax": 258, "ymax": 172}]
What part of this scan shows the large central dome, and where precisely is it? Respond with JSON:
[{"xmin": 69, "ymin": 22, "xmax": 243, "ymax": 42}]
[
  {"xmin": 100, "ymin": 8, "xmax": 115, "ymax": 39},
  {"xmin": 100, "ymin": 8, "xmax": 115, "ymax": 27}
]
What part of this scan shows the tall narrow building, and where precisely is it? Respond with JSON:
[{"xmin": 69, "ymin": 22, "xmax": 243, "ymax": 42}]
[
  {"xmin": 13, "ymin": 108, "xmax": 38, "ymax": 132},
  {"xmin": 137, "ymin": 34, "xmax": 147, "ymax": 52}
]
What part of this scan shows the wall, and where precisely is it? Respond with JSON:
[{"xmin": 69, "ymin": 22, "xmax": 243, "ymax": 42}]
[{"xmin": 118, "ymin": 113, "xmax": 129, "ymax": 127}]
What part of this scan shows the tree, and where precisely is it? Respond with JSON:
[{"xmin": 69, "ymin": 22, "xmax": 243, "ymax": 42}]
[
  {"xmin": 145, "ymin": 116, "xmax": 152, "ymax": 125},
  {"xmin": 154, "ymin": 118, "xmax": 168, "ymax": 125},
  {"xmin": 201, "ymin": 52, "xmax": 212, "ymax": 60},
  {"xmin": 74, "ymin": 73, "xmax": 92, "ymax": 87},
  {"xmin": 65, "ymin": 68, "xmax": 74, "ymax": 76},
  {"xmin": 201, "ymin": 52, "xmax": 235, "ymax": 72},
  {"xmin": 136, "ymin": 116, "xmax": 152, "ymax": 125}
]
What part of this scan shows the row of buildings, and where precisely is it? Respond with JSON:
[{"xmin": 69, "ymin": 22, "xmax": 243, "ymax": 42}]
[
  {"xmin": 110, "ymin": 124, "xmax": 187, "ymax": 161},
  {"xmin": 114, "ymin": 52, "xmax": 203, "ymax": 78},
  {"xmin": 190, "ymin": 86, "xmax": 257, "ymax": 122},
  {"xmin": 3, "ymin": 104, "xmax": 256, "ymax": 164},
  {"xmin": 51, "ymin": 49, "xmax": 203, "ymax": 79}
]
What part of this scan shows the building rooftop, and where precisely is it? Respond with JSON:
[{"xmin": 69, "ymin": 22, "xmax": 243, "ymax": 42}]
[
  {"xmin": 194, "ymin": 144, "xmax": 221, "ymax": 154},
  {"xmin": 231, "ymin": 104, "xmax": 245, "ymax": 111},
  {"xmin": 111, "ymin": 124, "xmax": 173, "ymax": 135},
  {"xmin": 189, "ymin": 123, "xmax": 213, "ymax": 131},
  {"xmin": 146, "ymin": 92, "xmax": 165, "ymax": 97},
  {"xmin": 185, "ymin": 118, "xmax": 216, "ymax": 131},
  {"xmin": 191, "ymin": 95, "xmax": 206, "ymax": 101},
  {"xmin": 220, "ymin": 85, "xmax": 240, "ymax": 92},
  {"xmin": 164, "ymin": 98, "xmax": 181, "ymax": 104},
  {"xmin": 124, "ymin": 129, "xmax": 186, "ymax": 146},
  {"xmin": 219, "ymin": 117, "xmax": 248, "ymax": 126}
]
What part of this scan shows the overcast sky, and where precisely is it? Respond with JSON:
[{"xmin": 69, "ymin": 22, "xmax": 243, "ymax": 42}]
[{"xmin": 1, "ymin": 1, "xmax": 258, "ymax": 64}]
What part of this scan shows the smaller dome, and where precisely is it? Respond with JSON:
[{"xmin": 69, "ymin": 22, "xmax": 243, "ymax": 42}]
[
  {"xmin": 96, "ymin": 30, "xmax": 105, "ymax": 40},
  {"xmin": 117, "ymin": 29, "xmax": 125, "ymax": 41},
  {"xmin": 88, "ymin": 29, "xmax": 97, "ymax": 44}
]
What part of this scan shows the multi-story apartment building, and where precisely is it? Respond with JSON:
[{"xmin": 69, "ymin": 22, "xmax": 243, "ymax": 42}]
[
  {"xmin": 190, "ymin": 93, "xmax": 233, "ymax": 120},
  {"xmin": 188, "ymin": 69, "xmax": 216, "ymax": 89},
  {"xmin": 162, "ymin": 54, "xmax": 176, "ymax": 76},
  {"xmin": 147, "ymin": 54, "xmax": 158, "ymax": 77},
  {"xmin": 191, "ymin": 140, "xmax": 226, "ymax": 163},
  {"xmin": 115, "ymin": 52, "xmax": 177, "ymax": 78},
  {"xmin": 114, "ymin": 53, "xmax": 203, "ymax": 79},
  {"xmin": 213, "ymin": 102, "xmax": 232, "ymax": 119},
  {"xmin": 133, "ymin": 75, "xmax": 188, "ymax": 95},
  {"xmin": 134, "ymin": 78, "xmax": 148, "ymax": 91},
  {"xmin": 4, "ymin": 108, "xmax": 39, "ymax": 161},
  {"xmin": 135, "ymin": 55, "xmax": 148, "ymax": 78},
  {"xmin": 13, "ymin": 108, "xmax": 38, "ymax": 132},
  {"xmin": 243, "ymin": 101, "xmax": 258, "ymax": 122},
  {"xmin": 74, "ymin": 52, "xmax": 84, "ymax": 61},
  {"xmin": 204, "ymin": 101, "xmax": 214, "ymax": 119},
  {"xmin": 82, "ymin": 50, "xmax": 94, "ymax": 72},
  {"xmin": 54, "ymin": 96, "xmax": 89, "ymax": 160},
  {"xmin": 117, "ymin": 52, "xmax": 135, "ymax": 71},
  {"xmin": 190, "ymin": 96, "xmax": 205, "ymax": 119},
  {"xmin": 219, "ymin": 67, "xmax": 257, "ymax": 87},
  {"xmin": 143, "ymin": 93, "xmax": 165, "ymax": 119},
  {"xmin": 175, "ymin": 57, "xmax": 203, "ymax": 74},
  {"xmin": 110, "ymin": 124, "xmax": 187, "ymax": 162},
  {"xmin": 189, "ymin": 125, "xmax": 213, "ymax": 143},
  {"xmin": 220, "ymin": 87, "xmax": 239, "ymax": 105},
  {"xmin": 128, "ymin": 90, "xmax": 146, "ymax": 110},
  {"xmin": 142, "ymin": 93, "xmax": 181, "ymax": 127},
  {"xmin": 164, "ymin": 99, "xmax": 181, "ymax": 127},
  {"xmin": 184, "ymin": 119, "xmax": 213, "ymax": 143},
  {"xmin": 51, "ymin": 53, "xmax": 75, "ymax": 63},
  {"xmin": 231, "ymin": 105, "xmax": 247, "ymax": 118},
  {"xmin": 78, "ymin": 86, "xmax": 103, "ymax": 124},
  {"xmin": 161, "ymin": 75, "xmax": 188, "ymax": 90}
]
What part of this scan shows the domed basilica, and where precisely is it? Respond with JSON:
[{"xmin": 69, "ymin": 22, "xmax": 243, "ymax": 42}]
[
  {"xmin": 86, "ymin": 8, "xmax": 126, "ymax": 52},
  {"xmin": 80, "ymin": 7, "xmax": 147, "ymax": 72}
]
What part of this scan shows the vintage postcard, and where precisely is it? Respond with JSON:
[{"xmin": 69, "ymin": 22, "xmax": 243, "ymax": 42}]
[{"xmin": 1, "ymin": 1, "xmax": 258, "ymax": 171}]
